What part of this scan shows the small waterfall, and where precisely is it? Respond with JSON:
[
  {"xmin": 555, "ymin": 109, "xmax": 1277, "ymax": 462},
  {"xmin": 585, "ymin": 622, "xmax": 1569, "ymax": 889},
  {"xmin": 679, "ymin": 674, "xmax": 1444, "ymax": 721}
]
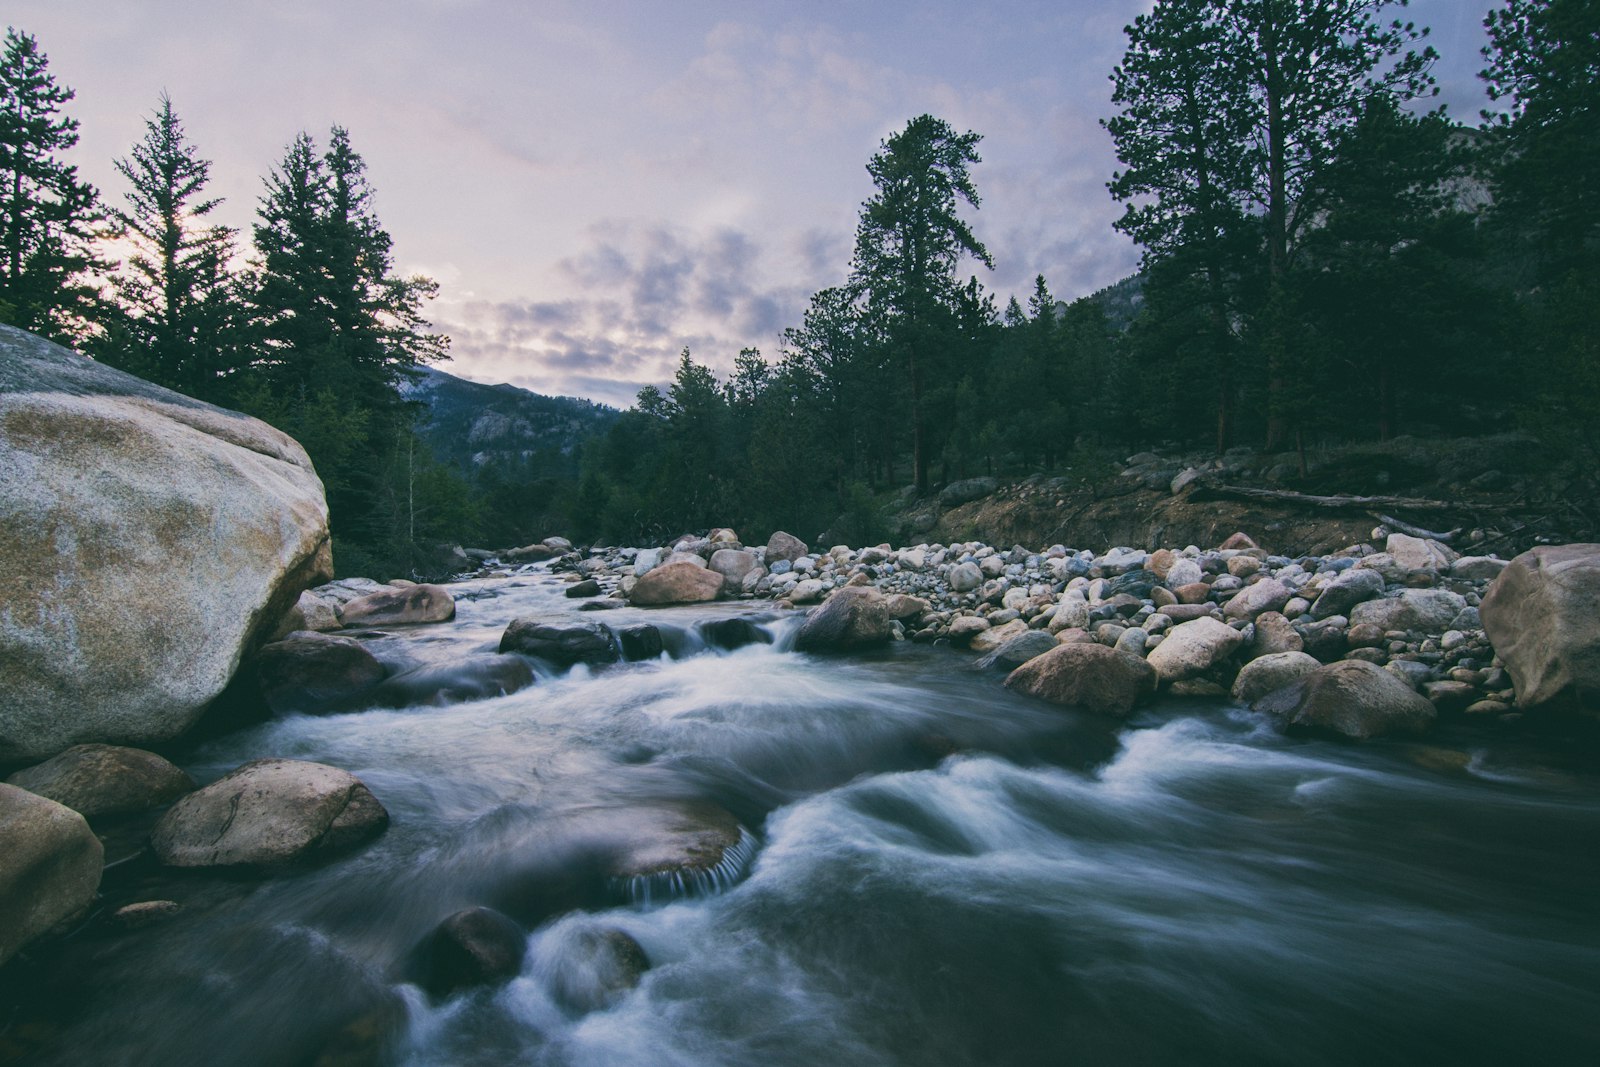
[{"xmin": 612, "ymin": 826, "xmax": 759, "ymax": 906}]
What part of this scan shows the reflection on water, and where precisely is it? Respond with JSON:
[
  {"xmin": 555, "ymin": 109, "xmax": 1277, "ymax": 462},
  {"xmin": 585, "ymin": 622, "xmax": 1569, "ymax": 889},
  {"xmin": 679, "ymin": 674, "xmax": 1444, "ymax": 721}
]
[{"xmin": 13, "ymin": 570, "xmax": 1600, "ymax": 1066}]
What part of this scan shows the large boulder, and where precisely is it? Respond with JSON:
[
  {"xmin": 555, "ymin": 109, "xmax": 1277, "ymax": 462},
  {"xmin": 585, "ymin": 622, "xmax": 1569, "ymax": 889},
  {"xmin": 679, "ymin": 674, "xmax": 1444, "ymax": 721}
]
[
  {"xmin": 0, "ymin": 325, "xmax": 332, "ymax": 761},
  {"xmin": 1003, "ymin": 643, "xmax": 1158, "ymax": 717},
  {"xmin": 0, "ymin": 784, "xmax": 104, "ymax": 966},
  {"xmin": 338, "ymin": 584, "xmax": 455, "ymax": 628},
  {"xmin": 5, "ymin": 744, "xmax": 194, "ymax": 818},
  {"xmin": 254, "ymin": 632, "xmax": 388, "ymax": 715},
  {"xmin": 1480, "ymin": 544, "xmax": 1600, "ymax": 715},
  {"xmin": 150, "ymin": 758, "xmax": 388, "ymax": 868},
  {"xmin": 629, "ymin": 561, "xmax": 723, "ymax": 606},
  {"xmin": 794, "ymin": 587, "xmax": 893, "ymax": 652},
  {"xmin": 1253, "ymin": 660, "xmax": 1436, "ymax": 739},
  {"xmin": 1145, "ymin": 617, "xmax": 1246, "ymax": 683}
]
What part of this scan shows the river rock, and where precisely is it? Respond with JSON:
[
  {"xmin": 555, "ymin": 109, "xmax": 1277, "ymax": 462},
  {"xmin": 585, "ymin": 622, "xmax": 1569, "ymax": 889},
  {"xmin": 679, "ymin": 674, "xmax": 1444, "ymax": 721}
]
[
  {"xmin": 565, "ymin": 579, "xmax": 602, "ymax": 598},
  {"xmin": 1231, "ymin": 651, "xmax": 1321, "ymax": 704},
  {"xmin": 1480, "ymin": 544, "xmax": 1600, "ymax": 715},
  {"xmin": 151, "ymin": 758, "xmax": 389, "ymax": 868},
  {"xmin": 974, "ymin": 630, "xmax": 1059, "ymax": 671},
  {"xmin": 883, "ymin": 594, "xmax": 931, "ymax": 620},
  {"xmin": 1310, "ymin": 568, "xmax": 1386, "ymax": 620},
  {"xmin": 1165, "ymin": 559, "xmax": 1204, "ymax": 588},
  {"xmin": 794, "ymin": 587, "xmax": 893, "ymax": 651},
  {"xmin": 415, "ymin": 906, "xmax": 527, "ymax": 997},
  {"xmin": 765, "ymin": 531, "xmax": 808, "ymax": 564},
  {"xmin": 1386, "ymin": 533, "xmax": 1459, "ymax": 572},
  {"xmin": 708, "ymin": 549, "xmax": 760, "ymax": 595},
  {"xmin": 5, "ymin": 744, "xmax": 194, "ymax": 818},
  {"xmin": 504, "ymin": 542, "xmax": 558, "ymax": 563},
  {"xmin": 499, "ymin": 621, "xmax": 619, "ymax": 667},
  {"xmin": 630, "ymin": 561, "xmax": 724, "ymax": 606},
  {"xmin": 1252, "ymin": 660, "xmax": 1437, "ymax": 740},
  {"xmin": 1249, "ymin": 612, "xmax": 1304, "ymax": 658},
  {"xmin": 1451, "ymin": 556, "xmax": 1509, "ymax": 582},
  {"xmin": 947, "ymin": 616, "xmax": 991, "ymax": 642},
  {"xmin": 255, "ymin": 632, "xmax": 388, "ymax": 715},
  {"xmin": 946, "ymin": 562, "xmax": 983, "ymax": 593},
  {"xmin": 0, "ymin": 325, "xmax": 332, "ymax": 761},
  {"xmin": 1350, "ymin": 589, "xmax": 1467, "ymax": 634},
  {"xmin": 1223, "ymin": 578, "xmax": 1291, "ymax": 621},
  {"xmin": 270, "ymin": 590, "xmax": 342, "ymax": 640},
  {"xmin": 1003, "ymin": 643, "xmax": 1158, "ymax": 717},
  {"xmin": 616, "ymin": 625, "xmax": 664, "ymax": 661},
  {"xmin": 1145, "ymin": 617, "xmax": 1245, "ymax": 682},
  {"xmin": 970, "ymin": 619, "xmax": 1030, "ymax": 654},
  {"xmin": 790, "ymin": 579, "xmax": 827, "ymax": 604},
  {"xmin": 0, "ymin": 784, "xmax": 104, "ymax": 966},
  {"xmin": 370, "ymin": 655, "xmax": 534, "ymax": 708},
  {"xmin": 338, "ymin": 584, "xmax": 456, "ymax": 628}
]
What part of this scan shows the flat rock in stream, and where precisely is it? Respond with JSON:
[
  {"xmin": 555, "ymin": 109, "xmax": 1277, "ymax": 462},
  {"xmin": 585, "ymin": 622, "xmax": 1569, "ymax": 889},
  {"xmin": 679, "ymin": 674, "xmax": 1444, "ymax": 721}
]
[
  {"xmin": 150, "ymin": 758, "xmax": 389, "ymax": 868},
  {"xmin": 370, "ymin": 655, "xmax": 534, "ymax": 708},
  {"xmin": 606, "ymin": 801, "xmax": 748, "ymax": 899}
]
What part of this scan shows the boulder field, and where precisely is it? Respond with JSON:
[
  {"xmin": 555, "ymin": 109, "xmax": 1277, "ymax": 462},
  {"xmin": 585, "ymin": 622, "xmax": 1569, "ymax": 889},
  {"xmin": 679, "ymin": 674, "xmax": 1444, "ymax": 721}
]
[
  {"xmin": 466, "ymin": 525, "xmax": 1599, "ymax": 732},
  {"xmin": 0, "ymin": 325, "xmax": 332, "ymax": 761}
]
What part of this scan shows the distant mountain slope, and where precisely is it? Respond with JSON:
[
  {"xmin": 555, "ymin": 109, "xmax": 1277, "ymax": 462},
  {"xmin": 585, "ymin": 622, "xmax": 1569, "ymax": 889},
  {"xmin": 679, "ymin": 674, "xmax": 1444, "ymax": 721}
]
[{"xmin": 403, "ymin": 365, "xmax": 619, "ymax": 469}]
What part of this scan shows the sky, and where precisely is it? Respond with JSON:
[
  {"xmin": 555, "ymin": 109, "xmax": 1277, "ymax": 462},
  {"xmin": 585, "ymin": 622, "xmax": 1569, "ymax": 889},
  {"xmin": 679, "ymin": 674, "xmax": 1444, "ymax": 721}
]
[{"xmin": 12, "ymin": 1, "xmax": 1500, "ymax": 409}]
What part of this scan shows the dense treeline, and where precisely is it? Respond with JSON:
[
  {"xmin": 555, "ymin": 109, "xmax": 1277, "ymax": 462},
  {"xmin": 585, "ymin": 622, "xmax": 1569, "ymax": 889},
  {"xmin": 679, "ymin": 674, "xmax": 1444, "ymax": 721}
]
[
  {"xmin": 2, "ymin": 1, "xmax": 1596, "ymax": 560},
  {"xmin": 563, "ymin": 0, "xmax": 1596, "ymax": 545}
]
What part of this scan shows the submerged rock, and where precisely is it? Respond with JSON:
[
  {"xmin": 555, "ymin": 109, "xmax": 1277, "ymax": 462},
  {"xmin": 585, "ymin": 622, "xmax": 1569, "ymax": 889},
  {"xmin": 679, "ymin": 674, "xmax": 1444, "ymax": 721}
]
[
  {"xmin": 499, "ymin": 620, "xmax": 619, "ymax": 667},
  {"xmin": 607, "ymin": 801, "xmax": 749, "ymax": 901},
  {"xmin": 5, "ymin": 744, "xmax": 194, "ymax": 818},
  {"xmin": 151, "ymin": 758, "xmax": 389, "ymax": 868},
  {"xmin": 0, "ymin": 783, "xmax": 104, "ymax": 966},
  {"xmin": 370, "ymin": 655, "xmax": 534, "ymax": 708},
  {"xmin": 414, "ymin": 906, "xmax": 527, "ymax": 997},
  {"xmin": 544, "ymin": 926, "xmax": 651, "ymax": 1013}
]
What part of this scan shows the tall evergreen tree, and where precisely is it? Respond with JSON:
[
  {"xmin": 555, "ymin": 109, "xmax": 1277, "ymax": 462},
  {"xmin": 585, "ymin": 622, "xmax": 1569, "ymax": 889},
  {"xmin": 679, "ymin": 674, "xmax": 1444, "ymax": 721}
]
[
  {"xmin": 850, "ymin": 114, "xmax": 993, "ymax": 494},
  {"xmin": 1105, "ymin": 0, "xmax": 1439, "ymax": 448},
  {"xmin": 0, "ymin": 27, "xmax": 105, "ymax": 342},
  {"xmin": 244, "ymin": 126, "xmax": 447, "ymax": 572},
  {"xmin": 96, "ymin": 92, "xmax": 239, "ymax": 399}
]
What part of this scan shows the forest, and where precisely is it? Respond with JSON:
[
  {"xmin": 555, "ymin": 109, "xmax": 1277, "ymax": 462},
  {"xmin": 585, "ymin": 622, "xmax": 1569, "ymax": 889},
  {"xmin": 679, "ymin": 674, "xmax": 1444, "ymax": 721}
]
[{"xmin": 1, "ymin": 0, "xmax": 1595, "ymax": 574}]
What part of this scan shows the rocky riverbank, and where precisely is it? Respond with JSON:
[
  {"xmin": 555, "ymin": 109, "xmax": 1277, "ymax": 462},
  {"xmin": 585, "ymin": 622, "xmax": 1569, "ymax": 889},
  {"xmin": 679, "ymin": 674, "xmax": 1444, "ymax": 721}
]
[{"xmin": 474, "ymin": 527, "xmax": 1600, "ymax": 742}]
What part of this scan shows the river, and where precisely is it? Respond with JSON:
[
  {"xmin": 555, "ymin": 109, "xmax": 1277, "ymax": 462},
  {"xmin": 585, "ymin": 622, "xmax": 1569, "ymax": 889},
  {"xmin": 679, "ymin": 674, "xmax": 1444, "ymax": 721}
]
[{"xmin": 14, "ymin": 567, "xmax": 1600, "ymax": 1065}]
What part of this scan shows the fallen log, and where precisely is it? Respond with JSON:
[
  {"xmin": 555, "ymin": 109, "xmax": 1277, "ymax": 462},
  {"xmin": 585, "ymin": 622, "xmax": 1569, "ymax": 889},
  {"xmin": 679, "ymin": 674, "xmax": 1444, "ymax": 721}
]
[{"xmin": 1193, "ymin": 481, "xmax": 1470, "ymax": 513}]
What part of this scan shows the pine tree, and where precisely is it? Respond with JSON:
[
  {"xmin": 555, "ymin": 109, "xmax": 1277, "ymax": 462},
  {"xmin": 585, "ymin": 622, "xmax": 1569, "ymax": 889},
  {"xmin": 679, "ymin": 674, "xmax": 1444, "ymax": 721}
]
[
  {"xmin": 0, "ymin": 27, "xmax": 106, "ymax": 342},
  {"xmin": 850, "ymin": 114, "xmax": 993, "ymax": 494},
  {"xmin": 97, "ymin": 93, "xmax": 239, "ymax": 399},
  {"xmin": 245, "ymin": 125, "xmax": 447, "ymax": 572}
]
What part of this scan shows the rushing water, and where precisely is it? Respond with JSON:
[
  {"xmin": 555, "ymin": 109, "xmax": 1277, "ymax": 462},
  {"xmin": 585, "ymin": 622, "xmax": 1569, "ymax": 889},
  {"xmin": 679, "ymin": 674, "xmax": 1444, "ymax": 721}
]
[{"xmin": 12, "ymin": 569, "xmax": 1600, "ymax": 1066}]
